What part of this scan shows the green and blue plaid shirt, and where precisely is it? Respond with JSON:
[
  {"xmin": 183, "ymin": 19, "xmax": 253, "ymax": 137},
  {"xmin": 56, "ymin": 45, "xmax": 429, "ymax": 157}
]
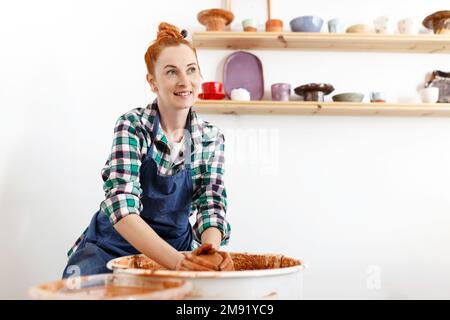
[{"xmin": 68, "ymin": 99, "xmax": 230, "ymax": 257}]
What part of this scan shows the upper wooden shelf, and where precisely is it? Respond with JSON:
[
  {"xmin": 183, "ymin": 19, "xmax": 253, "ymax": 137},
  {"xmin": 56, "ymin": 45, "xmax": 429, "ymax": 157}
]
[
  {"xmin": 192, "ymin": 31, "xmax": 450, "ymax": 53},
  {"xmin": 194, "ymin": 100, "xmax": 450, "ymax": 117}
]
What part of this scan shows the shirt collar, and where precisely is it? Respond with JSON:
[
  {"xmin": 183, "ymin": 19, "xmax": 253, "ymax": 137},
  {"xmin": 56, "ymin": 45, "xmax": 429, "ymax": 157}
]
[{"xmin": 145, "ymin": 97, "xmax": 203, "ymax": 152}]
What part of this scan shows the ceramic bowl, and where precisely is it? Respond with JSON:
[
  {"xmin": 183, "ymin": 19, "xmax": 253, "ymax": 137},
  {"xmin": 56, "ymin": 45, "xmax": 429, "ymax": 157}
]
[
  {"xmin": 332, "ymin": 92, "xmax": 364, "ymax": 102},
  {"xmin": 346, "ymin": 24, "xmax": 373, "ymax": 33},
  {"xmin": 419, "ymin": 87, "xmax": 440, "ymax": 103},
  {"xmin": 230, "ymin": 88, "xmax": 251, "ymax": 101},
  {"xmin": 398, "ymin": 18, "xmax": 419, "ymax": 34},
  {"xmin": 373, "ymin": 16, "xmax": 395, "ymax": 34},
  {"xmin": 290, "ymin": 16, "xmax": 323, "ymax": 32}
]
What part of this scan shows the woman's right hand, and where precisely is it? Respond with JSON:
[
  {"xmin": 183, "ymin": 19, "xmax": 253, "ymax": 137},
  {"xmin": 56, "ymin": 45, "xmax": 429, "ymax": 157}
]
[{"xmin": 174, "ymin": 243, "xmax": 234, "ymax": 271}]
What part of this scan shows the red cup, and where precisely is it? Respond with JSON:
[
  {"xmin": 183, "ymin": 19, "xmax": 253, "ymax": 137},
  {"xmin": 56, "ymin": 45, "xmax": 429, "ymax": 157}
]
[{"xmin": 202, "ymin": 82, "xmax": 223, "ymax": 94}]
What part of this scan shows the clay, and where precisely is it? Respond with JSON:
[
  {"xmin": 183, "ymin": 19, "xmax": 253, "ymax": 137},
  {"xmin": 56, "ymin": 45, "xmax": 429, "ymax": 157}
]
[
  {"xmin": 197, "ymin": 252, "xmax": 224, "ymax": 266},
  {"xmin": 125, "ymin": 252, "xmax": 301, "ymax": 272},
  {"xmin": 187, "ymin": 245, "xmax": 235, "ymax": 271}
]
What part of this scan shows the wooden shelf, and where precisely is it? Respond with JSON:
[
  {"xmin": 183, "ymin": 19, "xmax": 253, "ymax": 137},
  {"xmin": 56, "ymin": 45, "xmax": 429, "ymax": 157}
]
[
  {"xmin": 192, "ymin": 31, "xmax": 450, "ymax": 53},
  {"xmin": 194, "ymin": 100, "xmax": 450, "ymax": 117}
]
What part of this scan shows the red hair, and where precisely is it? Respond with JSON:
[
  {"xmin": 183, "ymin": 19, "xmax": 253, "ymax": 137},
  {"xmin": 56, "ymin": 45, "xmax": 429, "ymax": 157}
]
[{"xmin": 144, "ymin": 22, "xmax": 200, "ymax": 77}]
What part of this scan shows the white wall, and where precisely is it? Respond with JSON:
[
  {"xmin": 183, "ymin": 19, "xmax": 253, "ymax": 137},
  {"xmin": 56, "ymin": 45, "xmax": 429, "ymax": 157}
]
[{"xmin": 1, "ymin": 0, "xmax": 450, "ymax": 299}]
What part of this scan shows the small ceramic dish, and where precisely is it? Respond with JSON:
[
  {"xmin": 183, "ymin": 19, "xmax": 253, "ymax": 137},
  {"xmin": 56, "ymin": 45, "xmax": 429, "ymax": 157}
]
[
  {"xmin": 198, "ymin": 93, "xmax": 226, "ymax": 100},
  {"xmin": 332, "ymin": 92, "xmax": 364, "ymax": 102}
]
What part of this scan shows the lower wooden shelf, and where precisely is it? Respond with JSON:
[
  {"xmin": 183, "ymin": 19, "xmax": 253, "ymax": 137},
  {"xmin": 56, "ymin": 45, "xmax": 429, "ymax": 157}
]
[{"xmin": 194, "ymin": 100, "xmax": 450, "ymax": 117}]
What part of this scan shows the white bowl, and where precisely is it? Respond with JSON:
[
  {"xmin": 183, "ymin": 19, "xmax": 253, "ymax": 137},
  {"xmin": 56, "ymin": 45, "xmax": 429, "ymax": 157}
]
[
  {"xmin": 398, "ymin": 18, "xmax": 419, "ymax": 34},
  {"xmin": 374, "ymin": 16, "xmax": 394, "ymax": 34},
  {"xmin": 231, "ymin": 88, "xmax": 251, "ymax": 101},
  {"xmin": 419, "ymin": 87, "xmax": 440, "ymax": 103}
]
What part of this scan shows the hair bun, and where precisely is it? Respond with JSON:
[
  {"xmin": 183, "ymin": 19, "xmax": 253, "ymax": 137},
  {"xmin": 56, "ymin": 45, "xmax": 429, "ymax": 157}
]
[{"xmin": 157, "ymin": 22, "xmax": 185, "ymax": 40}]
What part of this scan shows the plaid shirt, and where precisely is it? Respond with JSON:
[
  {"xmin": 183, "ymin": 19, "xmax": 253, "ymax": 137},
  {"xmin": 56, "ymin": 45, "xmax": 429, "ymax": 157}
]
[{"xmin": 68, "ymin": 99, "xmax": 230, "ymax": 257}]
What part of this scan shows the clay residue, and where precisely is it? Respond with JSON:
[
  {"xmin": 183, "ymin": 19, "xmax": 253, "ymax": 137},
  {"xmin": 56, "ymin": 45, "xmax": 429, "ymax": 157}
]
[
  {"xmin": 231, "ymin": 253, "xmax": 301, "ymax": 270},
  {"xmin": 127, "ymin": 253, "xmax": 301, "ymax": 271},
  {"xmin": 69, "ymin": 285, "xmax": 160, "ymax": 299}
]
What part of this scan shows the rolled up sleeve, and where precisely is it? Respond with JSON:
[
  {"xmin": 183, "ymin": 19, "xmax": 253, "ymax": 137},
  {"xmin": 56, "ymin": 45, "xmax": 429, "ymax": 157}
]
[
  {"xmin": 192, "ymin": 132, "xmax": 231, "ymax": 246},
  {"xmin": 100, "ymin": 116, "xmax": 144, "ymax": 225}
]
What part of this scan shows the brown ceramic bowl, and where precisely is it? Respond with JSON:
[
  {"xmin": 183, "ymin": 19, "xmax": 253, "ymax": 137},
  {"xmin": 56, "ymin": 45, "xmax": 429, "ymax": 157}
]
[
  {"xmin": 197, "ymin": 8, "xmax": 234, "ymax": 31},
  {"xmin": 423, "ymin": 11, "xmax": 450, "ymax": 34}
]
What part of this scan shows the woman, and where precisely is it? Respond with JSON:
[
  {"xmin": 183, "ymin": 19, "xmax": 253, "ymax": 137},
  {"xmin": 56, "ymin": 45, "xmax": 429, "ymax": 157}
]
[{"xmin": 62, "ymin": 22, "xmax": 231, "ymax": 278}]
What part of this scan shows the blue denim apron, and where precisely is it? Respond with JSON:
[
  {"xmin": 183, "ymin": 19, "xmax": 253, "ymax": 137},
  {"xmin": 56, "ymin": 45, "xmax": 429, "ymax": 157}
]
[{"xmin": 62, "ymin": 111, "xmax": 193, "ymax": 278}]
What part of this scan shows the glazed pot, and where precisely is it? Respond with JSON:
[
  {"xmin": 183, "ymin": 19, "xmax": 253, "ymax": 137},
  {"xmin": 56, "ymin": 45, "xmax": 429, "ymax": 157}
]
[
  {"xmin": 266, "ymin": 19, "xmax": 283, "ymax": 32},
  {"xmin": 271, "ymin": 83, "xmax": 291, "ymax": 101},
  {"xmin": 242, "ymin": 18, "xmax": 258, "ymax": 32}
]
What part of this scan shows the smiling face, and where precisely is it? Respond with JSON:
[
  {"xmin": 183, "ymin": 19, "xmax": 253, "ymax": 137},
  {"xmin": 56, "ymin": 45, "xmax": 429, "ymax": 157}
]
[{"xmin": 147, "ymin": 44, "xmax": 201, "ymax": 111}]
